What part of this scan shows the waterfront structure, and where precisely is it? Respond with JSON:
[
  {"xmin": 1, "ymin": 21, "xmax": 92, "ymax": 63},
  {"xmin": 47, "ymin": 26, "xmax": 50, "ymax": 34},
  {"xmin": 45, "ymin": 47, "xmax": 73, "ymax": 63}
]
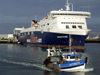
[{"xmin": 0, "ymin": 34, "xmax": 13, "ymax": 39}]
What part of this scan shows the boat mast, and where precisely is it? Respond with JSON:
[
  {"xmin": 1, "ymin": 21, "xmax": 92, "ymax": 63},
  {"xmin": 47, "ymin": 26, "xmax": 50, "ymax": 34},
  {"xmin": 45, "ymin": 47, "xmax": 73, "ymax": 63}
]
[
  {"xmin": 69, "ymin": 34, "xmax": 72, "ymax": 52},
  {"xmin": 35, "ymin": 15, "xmax": 36, "ymax": 21}
]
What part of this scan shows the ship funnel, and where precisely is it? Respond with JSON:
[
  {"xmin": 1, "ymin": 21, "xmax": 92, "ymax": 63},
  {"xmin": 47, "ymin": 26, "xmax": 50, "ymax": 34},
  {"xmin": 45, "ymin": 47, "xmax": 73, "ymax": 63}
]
[
  {"xmin": 31, "ymin": 20, "xmax": 39, "ymax": 27},
  {"xmin": 31, "ymin": 20, "xmax": 37, "ymax": 26},
  {"xmin": 32, "ymin": 20, "xmax": 37, "ymax": 23}
]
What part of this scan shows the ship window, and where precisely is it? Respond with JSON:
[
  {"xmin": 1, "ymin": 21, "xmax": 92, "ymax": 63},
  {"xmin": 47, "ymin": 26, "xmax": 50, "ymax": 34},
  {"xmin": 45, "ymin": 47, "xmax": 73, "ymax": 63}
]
[
  {"xmin": 75, "ymin": 56, "xmax": 82, "ymax": 59},
  {"xmin": 41, "ymin": 25, "xmax": 43, "ymax": 27},
  {"xmin": 78, "ymin": 56, "xmax": 82, "ymax": 59},
  {"xmin": 47, "ymin": 23, "xmax": 49, "ymax": 25},
  {"xmin": 61, "ymin": 22, "xmax": 64, "ymax": 24},
  {"xmin": 52, "ymin": 13, "xmax": 89, "ymax": 17},
  {"xmin": 66, "ymin": 25, "xmax": 69, "ymax": 29},
  {"xmin": 72, "ymin": 26, "xmax": 76, "ymax": 28},
  {"xmin": 41, "ymin": 24, "xmax": 45, "ymax": 27},
  {"xmin": 70, "ymin": 56, "xmax": 75, "ymax": 59},
  {"xmin": 77, "ymin": 22, "xmax": 79, "ymax": 24},
  {"xmin": 81, "ymin": 22, "xmax": 84, "ymax": 24},
  {"xmin": 42, "ymin": 24, "xmax": 45, "ymax": 26},
  {"xmin": 61, "ymin": 22, "xmax": 84, "ymax": 25},
  {"xmin": 78, "ymin": 26, "xmax": 82, "ymax": 29}
]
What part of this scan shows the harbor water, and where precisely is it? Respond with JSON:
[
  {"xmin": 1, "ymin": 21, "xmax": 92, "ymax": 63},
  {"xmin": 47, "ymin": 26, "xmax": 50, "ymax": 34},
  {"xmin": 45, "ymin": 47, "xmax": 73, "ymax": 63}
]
[{"xmin": 0, "ymin": 43, "xmax": 99, "ymax": 75}]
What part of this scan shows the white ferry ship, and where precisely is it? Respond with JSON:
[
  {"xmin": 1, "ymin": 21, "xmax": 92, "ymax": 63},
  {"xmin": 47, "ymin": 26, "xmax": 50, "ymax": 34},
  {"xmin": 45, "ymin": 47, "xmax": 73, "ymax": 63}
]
[{"xmin": 17, "ymin": 0, "xmax": 91, "ymax": 49}]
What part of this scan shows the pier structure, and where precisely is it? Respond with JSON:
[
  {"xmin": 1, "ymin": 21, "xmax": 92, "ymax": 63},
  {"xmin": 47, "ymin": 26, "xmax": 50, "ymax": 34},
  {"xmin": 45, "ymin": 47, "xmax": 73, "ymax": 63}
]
[
  {"xmin": 13, "ymin": 27, "xmax": 25, "ymax": 43},
  {"xmin": 0, "ymin": 27, "xmax": 24, "ymax": 43},
  {"xmin": 14, "ymin": 27, "xmax": 25, "ymax": 34},
  {"xmin": 85, "ymin": 32, "xmax": 100, "ymax": 43},
  {"xmin": 0, "ymin": 34, "xmax": 14, "ymax": 43}
]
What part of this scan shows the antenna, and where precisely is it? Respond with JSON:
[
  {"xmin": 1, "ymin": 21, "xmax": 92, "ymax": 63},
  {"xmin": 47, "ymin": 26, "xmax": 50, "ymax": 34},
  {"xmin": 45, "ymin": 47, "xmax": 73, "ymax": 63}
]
[
  {"xmin": 35, "ymin": 15, "xmax": 36, "ymax": 20},
  {"xmin": 69, "ymin": 34, "xmax": 72, "ymax": 52},
  {"xmin": 67, "ymin": 0, "xmax": 68, "ymax": 4},
  {"xmin": 65, "ymin": 0, "xmax": 70, "ymax": 11},
  {"xmin": 72, "ymin": 4, "xmax": 73, "ymax": 11},
  {"xmin": 52, "ymin": 5, "xmax": 54, "ymax": 10},
  {"xmin": 88, "ymin": 0, "xmax": 90, "ymax": 12},
  {"xmin": 65, "ymin": 0, "xmax": 73, "ymax": 11}
]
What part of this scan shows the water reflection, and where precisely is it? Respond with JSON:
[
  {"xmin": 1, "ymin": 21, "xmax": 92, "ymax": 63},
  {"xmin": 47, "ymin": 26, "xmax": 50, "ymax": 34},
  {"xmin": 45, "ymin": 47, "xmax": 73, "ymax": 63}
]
[
  {"xmin": 44, "ymin": 71, "xmax": 86, "ymax": 75},
  {"xmin": 74, "ymin": 72, "xmax": 85, "ymax": 75},
  {"xmin": 44, "ymin": 71, "xmax": 60, "ymax": 75},
  {"xmin": 0, "ymin": 43, "xmax": 99, "ymax": 75}
]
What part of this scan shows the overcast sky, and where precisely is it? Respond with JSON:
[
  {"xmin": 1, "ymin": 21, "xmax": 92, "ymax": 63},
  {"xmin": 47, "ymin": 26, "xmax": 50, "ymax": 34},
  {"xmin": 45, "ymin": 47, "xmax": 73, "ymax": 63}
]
[{"xmin": 0, "ymin": 0, "xmax": 100, "ymax": 34}]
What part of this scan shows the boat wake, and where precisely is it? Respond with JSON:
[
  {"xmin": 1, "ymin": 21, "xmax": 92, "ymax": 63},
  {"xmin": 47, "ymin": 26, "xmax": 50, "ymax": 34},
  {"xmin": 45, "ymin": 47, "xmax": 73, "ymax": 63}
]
[
  {"xmin": 0, "ymin": 59, "xmax": 93, "ymax": 72},
  {"xmin": 64, "ymin": 68, "xmax": 94, "ymax": 72},
  {"xmin": 0, "ymin": 59, "xmax": 52, "ymax": 71}
]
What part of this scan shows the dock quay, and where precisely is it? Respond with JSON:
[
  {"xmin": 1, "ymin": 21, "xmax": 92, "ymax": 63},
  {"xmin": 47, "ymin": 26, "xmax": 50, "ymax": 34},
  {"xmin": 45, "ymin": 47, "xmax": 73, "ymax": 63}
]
[
  {"xmin": 85, "ymin": 39, "xmax": 100, "ymax": 43},
  {"xmin": 0, "ymin": 34, "xmax": 18, "ymax": 43},
  {"xmin": 85, "ymin": 32, "xmax": 100, "ymax": 43},
  {"xmin": 0, "ymin": 40, "xmax": 11, "ymax": 43},
  {"xmin": 0, "ymin": 39, "xmax": 18, "ymax": 43},
  {"xmin": 85, "ymin": 36, "xmax": 100, "ymax": 43}
]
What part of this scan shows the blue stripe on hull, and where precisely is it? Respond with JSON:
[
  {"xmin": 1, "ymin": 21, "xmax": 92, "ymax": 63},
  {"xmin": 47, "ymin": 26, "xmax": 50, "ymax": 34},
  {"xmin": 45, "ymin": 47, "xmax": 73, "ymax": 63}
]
[
  {"xmin": 60, "ymin": 57, "xmax": 87, "ymax": 69},
  {"xmin": 60, "ymin": 64, "xmax": 84, "ymax": 69},
  {"xmin": 18, "ymin": 31, "xmax": 86, "ymax": 46}
]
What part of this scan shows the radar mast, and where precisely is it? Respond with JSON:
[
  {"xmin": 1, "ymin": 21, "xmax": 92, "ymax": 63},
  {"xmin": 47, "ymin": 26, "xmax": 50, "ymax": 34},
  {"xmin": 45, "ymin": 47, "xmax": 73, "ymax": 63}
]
[{"xmin": 65, "ymin": 0, "xmax": 73, "ymax": 11}]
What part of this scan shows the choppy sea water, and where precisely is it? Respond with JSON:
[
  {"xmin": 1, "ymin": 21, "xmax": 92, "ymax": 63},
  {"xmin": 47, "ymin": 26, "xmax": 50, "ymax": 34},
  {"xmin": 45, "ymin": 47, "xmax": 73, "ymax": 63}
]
[{"xmin": 0, "ymin": 43, "xmax": 99, "ymax": 75}]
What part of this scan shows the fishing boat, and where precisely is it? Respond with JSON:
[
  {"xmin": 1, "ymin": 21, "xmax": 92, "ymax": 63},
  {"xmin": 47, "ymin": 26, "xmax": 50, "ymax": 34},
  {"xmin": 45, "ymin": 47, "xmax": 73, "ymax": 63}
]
[
  {"xmin": 16, "ymin": 0, "xmax": 91, "ymax": 50},
  {"xmin": 43, "ymin": 35, "xmax": 88, "ymax": 71}
]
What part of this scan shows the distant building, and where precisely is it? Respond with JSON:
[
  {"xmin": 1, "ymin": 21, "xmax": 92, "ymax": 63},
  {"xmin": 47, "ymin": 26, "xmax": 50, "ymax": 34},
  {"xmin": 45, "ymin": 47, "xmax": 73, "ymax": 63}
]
[{"xmin": 0, "ymin": 34, "xmax": 13, "ymax": 39}]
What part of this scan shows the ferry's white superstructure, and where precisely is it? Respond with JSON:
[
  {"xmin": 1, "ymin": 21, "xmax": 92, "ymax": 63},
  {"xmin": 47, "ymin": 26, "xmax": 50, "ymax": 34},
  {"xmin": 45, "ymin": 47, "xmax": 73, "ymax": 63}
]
[{"xmin": 17, "ymin": 0, "xmax": 91, "ymax": 49}]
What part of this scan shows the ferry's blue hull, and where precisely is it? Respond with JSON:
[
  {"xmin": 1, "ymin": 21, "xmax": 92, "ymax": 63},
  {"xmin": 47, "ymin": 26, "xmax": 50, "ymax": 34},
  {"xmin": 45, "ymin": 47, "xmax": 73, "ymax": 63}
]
[{"xmin": 18, "ymin": 31, "xmax": 86, "ymax": 49}]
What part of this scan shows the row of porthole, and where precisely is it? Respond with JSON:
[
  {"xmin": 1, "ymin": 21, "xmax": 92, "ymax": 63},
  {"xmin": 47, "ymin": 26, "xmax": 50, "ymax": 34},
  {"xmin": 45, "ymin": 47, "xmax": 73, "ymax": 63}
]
[
  {"xmin": 61, "ymin": 22, "xmax": 84, "ymax": 24},
  {"xmin": 20, "ymin": 32, "xmax": 34, "ymax": 36},
  {"xmin": 41, "ymin": 23, "xmax": 49, "ymax": 27},
  {"xmin": 66, "ymin": 25, "xmax": 82, "ymax": 29}
]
